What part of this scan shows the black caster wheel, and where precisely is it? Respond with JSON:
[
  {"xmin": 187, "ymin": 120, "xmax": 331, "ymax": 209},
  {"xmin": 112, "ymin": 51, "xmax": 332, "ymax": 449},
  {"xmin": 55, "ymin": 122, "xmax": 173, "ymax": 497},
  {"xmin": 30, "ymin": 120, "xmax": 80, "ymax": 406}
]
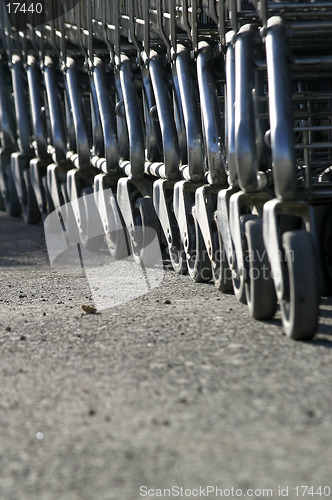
[
  {"xmin": 186, "ymin": 210, "xmax": 212, "ymax": 283},
  {"xmin": 41, "ymin": 176, "xmax": 60, "ymax": 234},
  {"xmin": 244, "ymin": 218, "xmax": 277, "ymax": 320},
  {"xmin": 131, "ymin": 196, "xmax": 161, "ymax": 267},
  {"xmin": 0, "ymin": 189, "xmax": 5, "ymax": 211},
  {"xmin": 169, "ymin": 242, "xmax": 187, "ymax": 275},
  {"xmin": 104, "ymin": 196, "xmax": 129, "ymax": 260},
  {"xmin": 42, "ymin": 175, "xmax": 55, "ymax": 215},
  {"xmin": 1, "ymin": 166, "xmax": 21, "ymax": 217},
  {"xmin": 280, "ymin": 230, "xmax": 319, "ymax": 340},
  {"xmin": 231, "ymin": 215, "xmax": 257, "ymax": 304},
  {"xmin": 211, "ymin": 225, "xmax": 233, "ymax": 293},
  {"xmin": 168, "ymin": 202, "xmax": 187, "ymax": 275},
  {"xmin": 78, "ymin": 187, "xmax": 104, "ymax": 252},
  {"xmin": 21, "ymin": 169, "xmax": 41, "ymax": 224}
]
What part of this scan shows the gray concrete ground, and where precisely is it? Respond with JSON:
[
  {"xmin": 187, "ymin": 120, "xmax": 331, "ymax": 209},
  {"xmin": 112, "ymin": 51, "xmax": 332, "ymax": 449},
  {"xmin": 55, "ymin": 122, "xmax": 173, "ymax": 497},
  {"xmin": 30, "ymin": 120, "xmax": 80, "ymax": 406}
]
[{"xmin": 0, "ymin": 211, "xmax": 331, "ymax": 500}]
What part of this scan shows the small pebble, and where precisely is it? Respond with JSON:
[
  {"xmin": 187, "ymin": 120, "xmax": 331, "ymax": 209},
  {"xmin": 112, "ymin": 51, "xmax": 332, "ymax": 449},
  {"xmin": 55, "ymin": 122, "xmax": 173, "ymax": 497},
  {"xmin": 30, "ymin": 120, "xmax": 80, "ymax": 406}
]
[
  {"xmin": 20, "ymin": 335, "xmax": 26, "ymax": 341},
  {"xmin": 164, "ymin": 299, "xmax": 171, "ymax": 305},
  {"xmin": 81, "ymin": 305, "xmax": 97, "ymax": 314},
  {"xmin": 5, "ymin": 326, "xmax": 11, "ymax": 332},
  {"xmin": 19, "ymin": 294, "xmax": 27, "ymax": 299}
]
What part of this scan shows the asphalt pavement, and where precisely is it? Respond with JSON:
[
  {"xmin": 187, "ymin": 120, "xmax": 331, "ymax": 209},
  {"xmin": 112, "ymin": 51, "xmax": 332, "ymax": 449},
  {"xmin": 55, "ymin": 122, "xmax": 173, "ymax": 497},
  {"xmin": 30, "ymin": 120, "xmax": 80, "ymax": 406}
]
[{"xmin": 0, "ymin": 211, "xmax": 331, "ymax": 500}]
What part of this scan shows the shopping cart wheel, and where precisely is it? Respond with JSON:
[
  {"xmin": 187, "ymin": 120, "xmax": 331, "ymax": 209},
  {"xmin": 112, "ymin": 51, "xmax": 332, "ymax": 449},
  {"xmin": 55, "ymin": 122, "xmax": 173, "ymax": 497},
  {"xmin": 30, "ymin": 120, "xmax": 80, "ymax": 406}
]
[
  {"xmin": 131, "ymin": 197, "xmax": 160, "ymax": 267},
  {"xmin": 104, "ymin": 197, "xmax": 129, "ymax": 260},
  {"xmin": 232, "ymin": 215, "xmax": 257, "ymax": 305},
  {"xmin": 168, "ymin": 202, "xmax": 187, "ymax": 275},
  {"xmin": 186, "ymin": 210, "xmax": 212, "ymax": 283},
  {"xmin": 169, "ymin": 242, "xmax": 187, "ymax": 275},
  {"xmin": 211, "ymin": 227, "xmax": 233, "ymax": 293},
  {"xmin": 78, "ymin": 187, "xmax": 104, "ymax": 252},
  {"xmin": 0, "ymin": 189, "xmax": 5, "ymax": 211},
  {"xmin": 244, "ymin": 218, "xmax": 277, "ymax": 319},
  {"xmin": 280, "ymin": 230, "xmax": 319, "ymax": 340},
  {"xmin": 22, "ymin": 168, "xmax": 41, "ymax": 225}
]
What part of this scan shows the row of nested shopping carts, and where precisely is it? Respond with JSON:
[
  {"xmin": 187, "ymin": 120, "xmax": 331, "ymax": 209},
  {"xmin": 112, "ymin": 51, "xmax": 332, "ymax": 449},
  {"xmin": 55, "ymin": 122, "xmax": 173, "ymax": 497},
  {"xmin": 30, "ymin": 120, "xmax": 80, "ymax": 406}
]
[{"xmin": 1, "ymin": 0, "xmax": 332, "ymax": 340}]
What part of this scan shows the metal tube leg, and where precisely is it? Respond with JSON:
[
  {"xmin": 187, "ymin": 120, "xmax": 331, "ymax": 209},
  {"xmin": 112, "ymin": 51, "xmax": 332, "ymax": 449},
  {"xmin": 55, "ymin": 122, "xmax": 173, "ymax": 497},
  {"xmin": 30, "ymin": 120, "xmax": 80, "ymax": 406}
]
[
  {"xmin": 235, "ymin": 25, "xmax": 260, "ymax": 192},
  {"xmin": 176, "ymin": 44, "xmax": 204, "ymax": 181},
  {"xmin": 93, "ymin": 58, "xmax": 119, "ymax": 173},
  {"xmin": 119, "ymin": 55, "xmax": 145, "ymax": 179},
  {"xmin": 65, "ymin": 58, "xmax": 91, "ymax": 170},
  {"xmin": 265, "ymin": 17, "xmax": 298, "ymax": 201},
  {"xmin": 149, "ymin": 51, "xmax": 180, "ymax": 180},
  {"xmin": 197, "ymin": 41, "xmax": 227, "ymax": 186}
]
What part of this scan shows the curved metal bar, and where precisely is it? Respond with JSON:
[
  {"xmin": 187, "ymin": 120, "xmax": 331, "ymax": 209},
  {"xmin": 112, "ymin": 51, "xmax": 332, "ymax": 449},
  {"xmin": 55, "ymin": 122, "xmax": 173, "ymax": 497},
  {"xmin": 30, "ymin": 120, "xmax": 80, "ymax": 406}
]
[
  {"xmin": 175, "ymin": 44, "xmax": 204, "ymax": 181},
  {"xmin": 101, "ymin": 0, "xmax": 113, "ymax": 55},
  {"xmin": 27, "ymin": 55, "xmax": 48, "ymax": 159},
  {"xmin": 129, "ymin": 0, "xmax": 142, "ymax": 54},
  {"xmin": 197, "ymin": 41, "xmax": 227, "ymax": 185},
  {"xmin": 143, "ymin": 0, "xmax": 150, "ymax": 55},
  {"xmin": 149, "ymin": 50, "xmax": 180, "ymax": 179},
  {"xmin": 172, "ymin": 62, "xmax": 187, "ymax": 165},
  {"xmin": 90, "ymin": 74, "xmax": 104, "ymax": 159},
  {"xmin": 260, "ymin": 0, "xmax": 268, "ymax": 29},
  {"xmin": 182, "ymin": 0, "xmax": 192, "ymax": 39},
  {"xmin": 17, "ymin": 30, "xmax": 28, "ymax": 66},
  {"xmin": 85, "ymin": 0, "xmax": 104, "ymax": 162},
  {"xmin": 114, "ymin": 0, "xmax": 121, "ymax": 65},
  {"xmin": 141, "ymin": 60, "xmax": 163, "ymax": 163},
  {"xmin": 169, "ymin": 0, "xmax": 177, "ymax": 55},
  {"xmin": 225, "ymin": 30, "xmax": 237, "ymax": 186},
  {"xmin": 0, "ymin": 57, "xmax": 17, "ymax": 148},
  {"xmin": 234, "ymin": 24, "xmax": 268, "ymax": 192},
  {"xmin": 64, "ymin": 84, "xmax": 76, "ymax": 153},
  {"xmin": 58, "ymin": 1, "xmax": 67, "ymax": 64},
  {"xmin": 76, "ymin": 0, "xmax": 88, "ymax": 65},
  {"xmin": 230, "ymin": 0, "xmax": 238, "ymax": 32},
  {"xmin": 87, "ymin": 0, "xmax": 94, "ymax": 64},
  {"xmin": 217, "ymin": 0, "xmax": 226, "ymax": 48},
  {"xmin": 49, "ymin": 16, "xmax": 60, "ymax": 60},
  {"xmin": 157, "ymin": 0, "xmax": 171, "ymax": 56},
  {"xmin": 191, "ymin": 0, "xmax": 198, "ymax": 54},
  {"xmin": 27, "ymin": 15, "xmax": 39, "ymax": 57},
  {"xmin": 11, "ymin": 55, "xmax": 31, "ymax": 154},
  {"xmin": 119, "ymin": 53, "xmax": 145, "ymax": 179},
  {"xmin": 265, "ymin": 17, "xmax": 298, "ymax": 201},
  {"xmin": 93, "ymin": 58, "xmax": 119, "ymax": 173},
  {"xmin": 44, "ymin": 56, "xmax": 67, "ymax": 163},
  {"xmin": 0, "ymin": 2, "xmax": 13, "ymax": 59},
  {"xmin": 66, "ymin": 57, "xmax": 91, "ymax": 170},
  {"xmin": 38, "ymin": 22, "xmax": 45, "ymax": 63},
  {"xmin": 114, "ymin": 69, "xmax": 130, "ymax": 160}
]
